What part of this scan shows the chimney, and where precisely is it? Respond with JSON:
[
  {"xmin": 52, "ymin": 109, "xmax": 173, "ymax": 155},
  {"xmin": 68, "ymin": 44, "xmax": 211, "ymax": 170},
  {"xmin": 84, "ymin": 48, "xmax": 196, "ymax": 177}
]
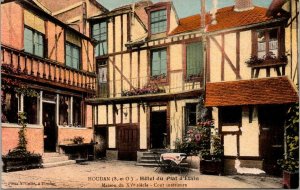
[
  {"xmin": 211, "ymin": 0, "xmax": 218, "ymax": 25},
  {"xmin": 234, "ymin": 0, "xmax": 254, "ymax": 12}
]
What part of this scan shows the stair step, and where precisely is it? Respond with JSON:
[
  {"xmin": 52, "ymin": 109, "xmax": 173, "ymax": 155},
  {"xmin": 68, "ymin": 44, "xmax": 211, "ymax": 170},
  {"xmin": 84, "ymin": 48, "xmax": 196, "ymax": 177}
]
[
  {"xmin": 141, "ymin": 155, "xmax": 157, "ymax": 158},
  {"xmin": 42, "ymin": 160, "xmax": 76, "ymax": 168},
  {"xmin": 43, "ymin": 155, "xmax": 69, "ymax": 163},
  {"xmin": 136, "ymin": 162, "xmax": 189, "ymax": 167},
  {"xmin": 139, "ymin": 160, "xmax": 157, "ymax": 164},
  {"xmin": 43, "ymin": 152, "xmax": 60, "ymax": 157},
  {"xmin": 136, "ymin": 163, "xmax": 159, "ymax": 167}
]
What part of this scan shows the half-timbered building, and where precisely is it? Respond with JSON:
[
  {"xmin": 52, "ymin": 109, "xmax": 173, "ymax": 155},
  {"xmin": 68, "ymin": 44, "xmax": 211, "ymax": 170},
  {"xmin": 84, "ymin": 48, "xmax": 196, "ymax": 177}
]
[
  {"xmin": 204, "ymin": 0, "xmax": 298, "ymax": 175},
  {"xmin": 87, "ymin": 0, "xmax": 206, "ymax": 161},
  {"xmin": 1, "ymin": 0, "xmax": 99, "ymax": 155}
]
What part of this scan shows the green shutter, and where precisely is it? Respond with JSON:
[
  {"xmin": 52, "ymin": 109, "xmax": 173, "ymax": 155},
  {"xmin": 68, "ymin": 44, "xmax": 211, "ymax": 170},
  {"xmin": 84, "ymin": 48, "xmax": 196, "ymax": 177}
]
[{"xmin": 187, "ymin": 42, "xmax": 203, "ymax": 77}]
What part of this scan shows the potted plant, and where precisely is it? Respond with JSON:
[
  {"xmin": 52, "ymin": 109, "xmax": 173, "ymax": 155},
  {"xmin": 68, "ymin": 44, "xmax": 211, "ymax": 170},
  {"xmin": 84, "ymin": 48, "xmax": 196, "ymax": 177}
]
[
  {"xmin": 2, "ymin": 112, "xmax": 42, "ymax": 172},
  {"xmin": 199, "ymin": 122, "xmax": 223, "ymax": 175},
  {"xmin": 278, "ymin": 103, "xmax": 299, "ymax": 189},
  {"xmin": 73, "ymin": 136, "xmax": 84, "ymax": 144}
]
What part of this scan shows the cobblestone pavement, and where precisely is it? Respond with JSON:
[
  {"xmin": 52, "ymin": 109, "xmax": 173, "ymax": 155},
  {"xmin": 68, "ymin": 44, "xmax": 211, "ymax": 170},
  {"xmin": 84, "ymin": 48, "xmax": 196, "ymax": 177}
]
[{"xmin": 1, "ymin": 160, "xmax": 282, "ymax": 189}]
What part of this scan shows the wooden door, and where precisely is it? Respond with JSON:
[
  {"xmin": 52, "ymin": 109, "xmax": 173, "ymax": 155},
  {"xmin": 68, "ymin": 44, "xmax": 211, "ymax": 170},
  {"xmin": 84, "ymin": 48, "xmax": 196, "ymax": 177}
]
[
  {"xmin": 118, "ymin": 126, "xmax": 139, "ymax": 161},
  {"xmin": 259, "ymin": 105, "xmax": 287, "ymax": 176}
]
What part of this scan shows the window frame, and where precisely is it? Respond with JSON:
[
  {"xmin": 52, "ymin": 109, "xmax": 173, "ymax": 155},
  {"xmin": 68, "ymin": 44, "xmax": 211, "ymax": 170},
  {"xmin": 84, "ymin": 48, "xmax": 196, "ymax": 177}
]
[
  {"xmin": 24, "ymin": 26, "xmax": 45, "ymax": 58},
  {"xmin": 219, "ymin": 106, "xmax": 242, "ymax": 126},
  {"xmin": 149, "ymin": 47, "xmax": 168, "ymax": 83},
  {"xmin": 150, "ymin": 9, "xmax": 167, "ymax": 34},
  {"xmin": 96, "ymin": 59, "xmax": 109, "ymax": 98},
  {"xmin": 23, "ymin": 95, "xmax": 39, "ymax": 125},
  {"xmin": 252, "ymin": 26, "xmax": 284, "ymax": 59},
  {"xmin": 185, "ymin": 103, "xmax": 199, "ymax": 133},
  {"xmin": 1, "ymin": 90, "xmax": 21, "ymax": 124},
  {"xmin": 146, "ymin": 2, "xmax": 171, "ymax": 37},
  {"xmin": 65, "ymin": 42, "xmax": 81, "ymax": 70},
  {"xmin": 92, "ymin": 21, "xmax": 108, "ymax": 57}
]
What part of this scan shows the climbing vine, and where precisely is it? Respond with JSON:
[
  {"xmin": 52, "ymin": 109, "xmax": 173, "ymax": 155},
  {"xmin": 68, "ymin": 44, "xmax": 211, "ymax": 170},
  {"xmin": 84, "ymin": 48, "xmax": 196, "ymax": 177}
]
[{"xmin": 1, "ymin": 64, "xmax": 39, "ymax": 98}]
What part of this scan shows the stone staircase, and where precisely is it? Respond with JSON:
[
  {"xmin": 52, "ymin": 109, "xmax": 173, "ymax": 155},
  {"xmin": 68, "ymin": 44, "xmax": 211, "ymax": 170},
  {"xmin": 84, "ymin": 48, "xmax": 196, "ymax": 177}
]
[
  {"xmin": 42, "ymin": 152, "xmax": 75, "ymax": 168},
  {"xmin": 136, "ymin": 151, "xmax": 160, "ymax": 167},
  {"xmin": 136, "ymin": 150, "xmax": 189, "ymax": 167}
]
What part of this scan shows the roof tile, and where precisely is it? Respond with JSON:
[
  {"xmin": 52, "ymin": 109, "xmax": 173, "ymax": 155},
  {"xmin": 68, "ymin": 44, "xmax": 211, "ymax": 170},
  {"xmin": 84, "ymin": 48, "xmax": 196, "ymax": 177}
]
[
  {"xmin": 205, "ymin": 77, "xmax": 299, "ymax": 107},
  {"xmin": 170, "ymin": 6, "xmax": 272, "ymax": 35}
]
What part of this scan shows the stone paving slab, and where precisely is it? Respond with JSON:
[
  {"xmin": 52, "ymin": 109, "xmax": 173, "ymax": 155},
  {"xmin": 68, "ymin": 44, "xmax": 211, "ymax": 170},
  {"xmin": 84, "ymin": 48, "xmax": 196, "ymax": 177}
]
[{"xmin": 1, "ymin": 160, "xmax": 282, "ymax": 189}]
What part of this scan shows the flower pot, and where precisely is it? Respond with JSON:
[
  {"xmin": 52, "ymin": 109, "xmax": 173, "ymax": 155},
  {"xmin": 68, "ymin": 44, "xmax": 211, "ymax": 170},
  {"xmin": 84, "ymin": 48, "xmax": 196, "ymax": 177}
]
[
  {"xmin": 2, "ymin": 156, "xmax": 42, "ymax": 172},
  {"xmin": 283, "ymin": 170, "xmax": 299, "ymax": 189},
  {"xmin": 200, "ymin": 159, "xmax": 223, "ymax": 175}
]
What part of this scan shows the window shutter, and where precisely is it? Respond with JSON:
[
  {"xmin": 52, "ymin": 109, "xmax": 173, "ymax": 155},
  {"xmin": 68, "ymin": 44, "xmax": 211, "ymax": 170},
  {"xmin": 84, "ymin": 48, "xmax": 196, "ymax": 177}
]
[
  {"xmin": 187, "ymin": 42, "xmax": 203, "ymax": 77},
  {"xmin": 24, "ymin": 10, "xmax": 45, "ymax": 34},
  {"xmin": 66, "ymin": 31, "xmax": 81, "ymax": 47}
]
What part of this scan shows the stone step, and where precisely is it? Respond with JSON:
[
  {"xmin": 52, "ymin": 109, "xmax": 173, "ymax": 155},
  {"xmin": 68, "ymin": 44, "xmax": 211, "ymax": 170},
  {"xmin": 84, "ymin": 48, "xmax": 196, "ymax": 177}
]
[
  {"xmin": 136, "ymin": 163, "xmax": 159, "ymax": 167},
  {"xmin": 42, "ymin": 160, "xmax": 76, "ymax": 168},
  {"xmin": 141, "ymin": 156, "xmax": 157, "ymax": 160},
  {"xmin": 43, "ymin": 152, "xmax": 60, "ymax": 157},
  {"xmin": 139, "ymin": 160, "xmax": 157, "ymax": 164},
  {"xmin": 43, "ymin": 155, "xmax": 69, "ymax": 163},
  {"xmin": 136, "ymin": 162, "xmax": 189, "ymax": 167}
]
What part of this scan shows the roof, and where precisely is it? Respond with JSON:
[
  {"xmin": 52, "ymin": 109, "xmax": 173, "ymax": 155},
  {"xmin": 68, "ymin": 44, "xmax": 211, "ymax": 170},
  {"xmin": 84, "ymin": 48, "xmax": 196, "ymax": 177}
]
[
  {"xmin": 205, "ymin": 77, "xmax": 299, "ymax": 107},
  {"xmin": 170, "ymin": 5, "xmax": 278, "ymax": 35},
  {"xmin": 170, "ymin": 14, "xmax": 207, "ymax": 35},
  {"xmin": 206, "ymin": 6, "xmax": 272, "ymax": 32},
  {"xmin": 16, "ymin": 0, "xmax": 95, "ymax": 42}
]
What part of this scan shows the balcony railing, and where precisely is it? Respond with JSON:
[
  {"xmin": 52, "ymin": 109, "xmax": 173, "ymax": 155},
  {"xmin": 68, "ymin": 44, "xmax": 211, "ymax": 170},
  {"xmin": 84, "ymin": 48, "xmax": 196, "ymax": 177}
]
[
  {"xmin": 95, "ymin": 75, "xmax": 203, "ymax": 98},
  {"xmin": 1, "ymin": 45, "xmax": 96, "ymax": 92}
]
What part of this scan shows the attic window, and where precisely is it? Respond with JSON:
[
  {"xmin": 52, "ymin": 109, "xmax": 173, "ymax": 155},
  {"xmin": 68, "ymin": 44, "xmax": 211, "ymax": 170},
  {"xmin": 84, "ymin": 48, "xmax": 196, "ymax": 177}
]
[{"xmin": 150, "ymin": 9, "xmax": 167, "ymax": 34}]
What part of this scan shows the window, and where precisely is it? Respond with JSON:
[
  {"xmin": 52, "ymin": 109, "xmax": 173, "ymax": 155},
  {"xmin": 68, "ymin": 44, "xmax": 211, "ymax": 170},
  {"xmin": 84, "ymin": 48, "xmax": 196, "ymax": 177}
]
[
  {"xmin": 220, "ymin": 106, "xmax": 242, "ymax": 125},
  {"xmin": 257, "ymin": 28, "xmax": 278, "ymax": 59},
  {"xmin": 186, "ymin": 42, "xmax": 203, "ymax": 79},
  {"xmin": 150, "ymin": 9, "xmax": 167, "ymax": 34},
  {"xmin": 73, "ymin": 97, "xmax": 82, "ymax": 127},
  {"xmin": 24, "ymin": 27, "xmax": 44, "ymax": 57},
  {"xmin": 59, "ymin": 96, "xmax": 70, "ymax": 126},
  {"xmin": 151, "ymin": 48, "xmax": 167, "ymax": 77},
  {"xmin": 24, "ymin": 96, "xmax": 38, "ymax": 124},
  {"xmin": 185, "ymin": 103, "xmax": 200, "ymax": 133},
  {"xmin": 1, "ymin": 90, "xmax": 20, "ymax": 123},
  {"xmin": 97, "ymin": 59, "xmax": 108, "ymax": 97},
  {"xmin": 66, "ymin": 43, "xmax": 80, "ymax": 69},
  {"xmin": 92, "ymin": 22, "xmax": 107, "ymax": 56}
]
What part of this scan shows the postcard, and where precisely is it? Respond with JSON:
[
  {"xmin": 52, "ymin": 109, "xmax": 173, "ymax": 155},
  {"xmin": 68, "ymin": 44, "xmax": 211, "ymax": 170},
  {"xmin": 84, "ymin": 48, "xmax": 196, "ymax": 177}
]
[{"xmin": 1, "ymin": 0, "xmax": 298, "ymax": 189}]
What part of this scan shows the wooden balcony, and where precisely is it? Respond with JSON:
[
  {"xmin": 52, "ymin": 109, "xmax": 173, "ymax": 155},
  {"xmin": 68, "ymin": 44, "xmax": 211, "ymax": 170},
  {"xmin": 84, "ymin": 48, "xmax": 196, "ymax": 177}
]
[
  {"xmin": 89, "ymin": 75, "xmax": 203, "ymax": 104},
  {"xmin": 1, "ymin": 45, "xmax": 96, "ymax": 94}
]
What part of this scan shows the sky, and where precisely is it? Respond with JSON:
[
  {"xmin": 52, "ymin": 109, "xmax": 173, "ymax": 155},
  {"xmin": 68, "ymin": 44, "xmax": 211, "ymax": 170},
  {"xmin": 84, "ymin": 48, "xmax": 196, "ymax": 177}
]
[{"xmin": 97, "ymin": 0, "xmax": 273, "ymax": 18}]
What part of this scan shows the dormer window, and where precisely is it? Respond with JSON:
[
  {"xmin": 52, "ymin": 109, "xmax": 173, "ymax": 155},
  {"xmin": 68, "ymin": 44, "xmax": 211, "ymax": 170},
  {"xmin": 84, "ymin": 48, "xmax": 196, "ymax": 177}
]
[
  {"xmin": 257, "ymin": 28, "xmax": 279, "ymax": 59},
  {"xmin": 150, "ymin": 9, "xmax": 167, "ymax": 34},
  {"xmin": 146, "ymin": 2, "xmax": 172, "ymax": 37}
]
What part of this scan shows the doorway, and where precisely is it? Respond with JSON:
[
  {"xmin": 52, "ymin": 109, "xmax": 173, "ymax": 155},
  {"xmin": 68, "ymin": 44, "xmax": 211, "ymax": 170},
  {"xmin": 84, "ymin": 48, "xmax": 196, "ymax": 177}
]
[
  {"xmin": 94, "ymin": 127, "xmax": 107, "ymax": 158},
  {"xmin": 258, "ymin": 105, "xmax": 287, "ymax": 176},
  {"xmin": 43, "ymin": 103, "xmax": 57, "ymax": 152},
  {"xmin": 150, "ymin": 111, "xmax": 167, "ymax": 149}
]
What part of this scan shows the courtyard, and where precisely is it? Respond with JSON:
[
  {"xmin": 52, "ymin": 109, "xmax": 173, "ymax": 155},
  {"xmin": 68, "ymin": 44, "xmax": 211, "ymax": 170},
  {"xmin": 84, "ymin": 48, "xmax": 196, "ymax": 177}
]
[{"xmin": 2, "ymin": 160, "xmax": 282, "ymax": 189}]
